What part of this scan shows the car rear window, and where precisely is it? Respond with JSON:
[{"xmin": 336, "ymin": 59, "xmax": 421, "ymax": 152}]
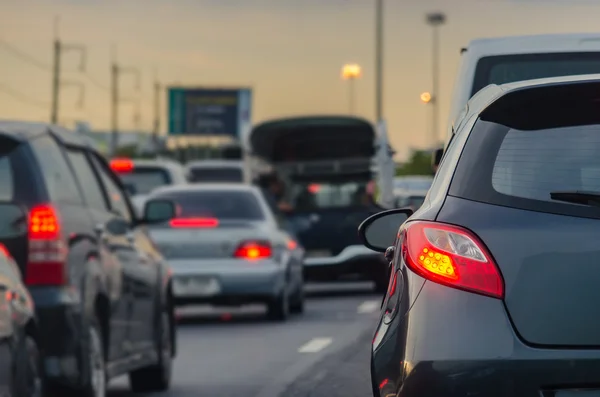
[
  {"xmin": 188, "ymin": 167, "xmax": 243, "ymax": 183},
  {"xmin": 471, "ymin": 52, "xmax": 600, "ymax": 96},
  {"xmin": 118, "ymin": 167, "xmax": 171, "ymax": 195},
  {"xmin": 153, "ymin": 190, "xmax": 264, "ymax": 220},
  {"xmin": 449, "ymin": 82, "xmax": 600, "ymax": 220}
]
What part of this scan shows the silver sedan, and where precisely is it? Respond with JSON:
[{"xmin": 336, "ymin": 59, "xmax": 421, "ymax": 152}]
[{"xmin": 143, "ymin": 184, "xmax": 305, "ymax": 321}]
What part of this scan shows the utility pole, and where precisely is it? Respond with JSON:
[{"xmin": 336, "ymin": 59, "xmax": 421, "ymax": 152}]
[
  {"xmin": 426, "ymin": 12, "xmax": 446, "ymax": 146},
  {"xmin": 375, "ymin": 0, "xmax": 383, "ymax": 123},
  {"xmin": 152, "ymin": 75, "xmax": 161, "ymax": 154},
  {"xmin": 50, "ymin": 17, "xmax": 87, "ymax": 125},
  {"xmin": 110, "ymin": 46, "xmax": 141, "ymax": 157}
]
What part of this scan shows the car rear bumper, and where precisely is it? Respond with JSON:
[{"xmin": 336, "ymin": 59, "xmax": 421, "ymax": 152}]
[
  {"xmin": 303, "ymin": 245, "xmax": 387, "ymax": 282},
  {"xmin": 167, "ymin": 258, "xmax": 287, "ymax": 306},
  {"xmin": 29, "ymin": 286, "xmax": 83, "ymax": 386},
  {"xmin": 372, "ymin": 279, "xmax": 600, "ymax": 397}
]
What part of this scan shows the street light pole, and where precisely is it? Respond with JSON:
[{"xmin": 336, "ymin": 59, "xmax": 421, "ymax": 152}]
[
  {"xmin": 426, "ymin": 12, "xmax": 446, "ymax": 146},
  {"xmin": 341, "ymin": 64, "xmax": 362, "ymax": 115},
  {"xmin": 375, "ymin": 0, "xmax": 383, "ymax": 123}
]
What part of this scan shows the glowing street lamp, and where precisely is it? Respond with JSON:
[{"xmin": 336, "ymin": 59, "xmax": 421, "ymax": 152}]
[
  {"xmin": 341, "ymin": 63, "xmax": 362, "ymax": 114},
  {"xmin": 420, "ymin": 91, "xmax": 432, "ymax": 104}
]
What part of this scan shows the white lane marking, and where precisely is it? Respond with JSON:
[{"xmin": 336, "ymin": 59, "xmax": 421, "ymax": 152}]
[
  {"xmin": 298, "ymin": 337, "xmax": 333, "ymax": 353},
  {"xmin": 357, "ymin": 300, "xmax": 379, "ymax": 314}
]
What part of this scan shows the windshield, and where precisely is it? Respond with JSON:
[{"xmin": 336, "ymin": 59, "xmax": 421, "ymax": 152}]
[
  {"xmin": 472, "ymin": 52, "xmax": 600, "ymax": 96},
  {"xmin": 188, "ymin": 167, "xmax": 244, "ymax": 183},
  {"xmin": 290, "ymin": 182, "xmax": 371, "ymax": 211},
  {"xmin": 153, "ymin": 190, "xmax": 264, "ymax": 220},
  {"xmin": 393, "ymin": 177, "xmax": 433, "ymax": 191},
  {"xmin": 118, "ymin": 168, "xmax": 171, "ymax": 195}
]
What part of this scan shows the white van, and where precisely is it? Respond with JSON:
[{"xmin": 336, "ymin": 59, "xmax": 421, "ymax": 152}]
[{"xmin": 445, "ymin": 33, "xmax": 600, "ymax": 145}]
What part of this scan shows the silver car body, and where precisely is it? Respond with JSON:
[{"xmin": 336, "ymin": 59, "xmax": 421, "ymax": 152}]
[{"xmin": 145, "ymin": 184, "xmax": 304, "ymax": 305}]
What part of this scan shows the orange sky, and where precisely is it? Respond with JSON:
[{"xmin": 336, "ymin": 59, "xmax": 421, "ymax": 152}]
[{"xmin": 2, "ymin": 0, "xmax": 600, "ymax": 159}]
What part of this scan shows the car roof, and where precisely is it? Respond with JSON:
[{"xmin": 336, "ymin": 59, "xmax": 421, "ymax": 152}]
[
  {"xmin": 458, "ymin": 74, "xmax": 600, "ymax": 130},
  {"xmin": 130, "ymin": 158, "xmax": 186, "ymax": 171},
  {"xmin": 466, "ymin": 33, "xmax": 600, "ymax": 57},
  {"xmin": 151, "ymin": 183, "xmax": 257, "ymax": 196},
  {"xmin": 185, "ymin": 160, "xmax": 244, "ymax": 169},
  {"xmin": 0, "ymin": 120, "xmax": 97, "ymax": 148}
]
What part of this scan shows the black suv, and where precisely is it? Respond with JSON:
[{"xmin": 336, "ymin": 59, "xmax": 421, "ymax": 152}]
[{"xmin": 0, "ymin": 121, "xmax": 177, "ymax": 396}]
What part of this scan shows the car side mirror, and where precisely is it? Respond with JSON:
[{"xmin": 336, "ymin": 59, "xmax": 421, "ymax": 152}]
[
  {"xmin": 140, "ymin": 199, "xmax": 176, "ymax": 224},
  {"xmin": 358, "ymin": 208, "xmax": 413, "ymax": 252}
]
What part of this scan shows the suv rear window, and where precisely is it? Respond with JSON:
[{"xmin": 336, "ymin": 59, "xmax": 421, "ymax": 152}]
[
  {"xmin": 118, "ymin": 167, "xmax": 171, "ymax": 195},
  {"xmin": 472, "ymin": 52, "xmax": 600, "ymax": 96},
  {"xmin": 188, "ymin": 167, "xmax": 243, "ymax": 183},
  {"xmin": 153, "ymin": 190, "xmax": 264, "ymax": 220},
  {"xmin": 450, "ymin": 82, "xmax": 600, "ymax": 220}
]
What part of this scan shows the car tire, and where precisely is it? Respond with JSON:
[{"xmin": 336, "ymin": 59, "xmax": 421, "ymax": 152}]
[
  {"xmin": 13, "ymin": 335, "xmax": 42, "ymax": 397},
  {"xmin": 267, "ymin": 290, "xmax": 289, "ymax": 321},
  {"xmin": 129, "ymin": 308, "xmax": 173, "ymax": 393},
  {"xmin": 289, "ymin": 288, "xmax": 305, "ymax": 314},
  {"xmin": 44, "ymin": 316, "xmax": 106, "ymax": 397}
]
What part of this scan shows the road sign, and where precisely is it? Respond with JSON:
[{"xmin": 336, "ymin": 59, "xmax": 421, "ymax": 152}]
[{"xmin": 168, "ymin": 87, "xmax": 252, "ymax": 138}]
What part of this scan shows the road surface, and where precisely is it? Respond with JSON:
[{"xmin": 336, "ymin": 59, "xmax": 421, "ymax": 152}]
[{"xmin": 108, "ymin": 283, "xmax": 380, "ymax": 397}]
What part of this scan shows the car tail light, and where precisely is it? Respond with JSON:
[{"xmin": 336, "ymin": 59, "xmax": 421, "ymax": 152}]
[
  {"xmin": 110, "ymin": 158, "xmax": 134, "ymax": 173},
  {"xmin": 0, "ymin": 243, "xmax": 9, "ymax": 258},
  {"xmin": 401, "ymin": 221, "xmax": 504, "ymax": 299},
  {"xmin": 234, "ymin": 241, "xmax": 272, "ymax": 260},
  {"xmin": 25, "ymin": 204, "xmax": 68, "ymax": 286},
  {"xmin": 169, "ymin": 218, "xmax": 219, "ymax": 228}
]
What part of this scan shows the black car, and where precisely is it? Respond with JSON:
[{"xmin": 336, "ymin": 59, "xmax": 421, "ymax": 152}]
[
  {"xmin": 359, "ymin": 75, "xmax": 600, "ymax": 397},
  {"xmin": 0, "ymin": 121, "xmax": 178, "ymax": 396},
  {"xmin": 0, "ymin": 242, "xmax": 40, "ymax": 397}
]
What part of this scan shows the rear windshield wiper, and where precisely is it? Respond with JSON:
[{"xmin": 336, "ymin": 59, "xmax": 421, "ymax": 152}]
[{"xmin": 549, "ymin": 190, "xmax": 600, "ymax": 208}]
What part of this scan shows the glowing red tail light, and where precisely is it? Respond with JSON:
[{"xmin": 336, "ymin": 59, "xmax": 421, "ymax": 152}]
[
  {"xmin": 234, "ymin": 241, "xmax": 272, "ymax": 260},
  {"xmin": 0, "ymin": 243, "xmax": 9, "ymax": 258},
  {"xmin": 25, "ymin": 205, "xmax": 68, "ymax": 286},
  {"xmin": 110, "ymin": 158, "xmax": 134, "ymax": 173},
  {"xmin": 401, "ymin": 221, "xmax": 504, "ymax": 299},
  {"xmin": 169, "ymin": 218, "xmax": 219, "ymax": 228}
]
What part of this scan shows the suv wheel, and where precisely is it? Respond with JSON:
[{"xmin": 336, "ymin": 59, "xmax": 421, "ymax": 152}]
[
  {"xmin": 129, "ymin": 308, "xmax": 172, "ymax": 392},
  {"xmin": 267, "ymin": 290, "xmax": 289, "ymax": 321}
]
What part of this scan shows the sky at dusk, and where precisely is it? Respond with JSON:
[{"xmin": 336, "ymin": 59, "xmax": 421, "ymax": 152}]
[{"xmin": 2, "ymin": 0, "xmax": 600, "ymax": 159}]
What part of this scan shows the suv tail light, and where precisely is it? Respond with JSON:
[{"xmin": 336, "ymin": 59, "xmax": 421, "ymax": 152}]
[
  {"xmin": 234, "ymin": 241, "xmax": 272, "ymax": 260},
  {"xmin": 25, "ymin": 205, "xmax": 68, "ymax": 286},
  {"xmin": 402, "ymin": 221, "xmax": 504, "ymax": 299}
]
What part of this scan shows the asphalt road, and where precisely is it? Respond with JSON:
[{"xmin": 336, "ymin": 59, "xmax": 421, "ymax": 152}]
[{"xmin": 107, "ymin": 282, "xmax": 381, "ymax": 397}]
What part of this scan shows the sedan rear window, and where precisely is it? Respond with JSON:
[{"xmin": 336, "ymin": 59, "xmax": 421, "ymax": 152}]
[
  {"xmin": 154, "ymin": 190, "xmax": 264, "ymax": 220},
  {"xmin": 188, "ymin": 167, "xmax": 243, "ymax": 183},
  {"xmin": 118, "ymin": 167, "xmax": 171, "ymax": 195}
]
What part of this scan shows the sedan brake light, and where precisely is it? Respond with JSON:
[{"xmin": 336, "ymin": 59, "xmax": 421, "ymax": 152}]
[
  {"xmin": 110, "ymin": 158, "xmax": 134, "ymax": 173},
  {"xmin": 169, "ymin": 218, "xmax": 219, "ymax": 228},
  {"xmin": 234, "ymin": 241, "xmax": 272, "ymax": 260},
  {"xmin": 401, "ymin": 221, "xmax": 504, "ymax": 299}
]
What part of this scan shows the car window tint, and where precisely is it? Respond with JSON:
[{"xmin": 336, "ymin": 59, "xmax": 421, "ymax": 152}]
[
  {"xmin": 30, "ymin": 136, "xmax": 82, "ymax": 204},
  {"xmin": 65, "ymin": 149, "xmax": 108, "ymax": 210},
  {"xmin": 90, "ymin": 155, "xmax": 133, "ymax": 222},
  {"xmin": 492, "ymin": 126, "xmax": 600, "ymax": 202},
  {"xmin": 189, "ymin": 167, "xmax": 243, "ymax": 183},
  {"xmin": 154, "ymin": 190, "xmax": 264, "ymax": 220},
  {"xmin": 0, "ymin": 157, "xmax": 13, "ymax": 202}
]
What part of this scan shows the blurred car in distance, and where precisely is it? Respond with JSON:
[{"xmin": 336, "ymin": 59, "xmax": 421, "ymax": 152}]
[
  {"xmin": 0, "ymin": 243, "xmax": 40, "ymax": 397},
  {"xmin": 447, "ymin": 33, "xmax": 600, "ymax": 144},
  {"xmin": 143, "ymin": 183, "xmax": 305, "ymax": 321},
  {"xmin": 185, "ymin": 159, "xmax": 247, "ymax": 183},
  {"xmin": 360, "ymin": 75, "xmax": 600, "ymax": 397},
  {"xmin": 110, "ymin": 157, "xmax": 188, "ymax": 215},
  {"xmin": 0, "ymin": 121, "xmax": 178, "ymax": 396},
  {"xmin": 249, "ymin": 116, "xmax": 389, "ymax": 292},
  {"xmin": 393, "ymin": 176, "xmax": 433, "ymax": 210}
]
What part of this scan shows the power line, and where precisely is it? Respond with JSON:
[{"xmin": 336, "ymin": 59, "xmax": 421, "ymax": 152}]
[
  {"xmin": 0, "ymin": 39, "xmax": 51, "ymax": 71},
  {"xmin": 0, "ymin": 83, "xmax": 49, "ymax": 110}
]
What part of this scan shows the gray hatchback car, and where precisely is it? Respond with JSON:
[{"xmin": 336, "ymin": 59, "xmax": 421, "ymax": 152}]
[{"xmin": 359, "ymin": 75, "xmax": 600, "ymax": 397}]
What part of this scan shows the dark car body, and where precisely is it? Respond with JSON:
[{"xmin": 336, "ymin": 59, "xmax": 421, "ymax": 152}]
[
  {"xmin": 0, "ymin": 121, "xmax": 176, "ymax": 396},
  {"xmin": 0, "ymin": 242, "xmax": 40, "ymax": 397},
  {"xmin": 250, "ymin": 116, "xmax": 388, "ymax": 291},
  {"xmin": 363, "ymin": 75, "xmax": 600, "ymax": 397}
]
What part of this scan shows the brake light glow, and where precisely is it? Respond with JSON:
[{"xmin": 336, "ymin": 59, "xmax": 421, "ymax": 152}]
[
  {"xmin": 25, "ymin": 205, "xmax": 68, "ymax": 286},
  {"xmin": 110, "ymin": 158, "xmax": 134, "ymax": 173},
  {"xmin": 0, "ymin": 243, "xmax": 9, "ymax": 258},
  {"xmin": 169, "ymin": 218, "xmax": 219, "ymax": 228},
  {"xmin": 234, "ymin": 241, "xmax": 272, "ymax": 260},
  {"xmin": 401, "ymin": 221, "xmax": 504, "ymax": 299},
  {"xmin": 287, "ymin": 239, "xmax": 298, "ymax": 250}
]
